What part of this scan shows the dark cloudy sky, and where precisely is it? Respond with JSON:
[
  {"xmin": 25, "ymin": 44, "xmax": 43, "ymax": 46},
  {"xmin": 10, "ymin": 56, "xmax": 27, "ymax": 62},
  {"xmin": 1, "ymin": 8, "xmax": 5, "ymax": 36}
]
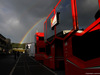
[
  {"xmin": 0, "ymin": 0, "xmax": 58, "ymax": 43},
  {"xmin": 0, "ymin": 0, "xmax": 99, "ymax": 43},
  {"xmin": 45, "ymin": 0, "xmax": 99, "ymax": 39}
]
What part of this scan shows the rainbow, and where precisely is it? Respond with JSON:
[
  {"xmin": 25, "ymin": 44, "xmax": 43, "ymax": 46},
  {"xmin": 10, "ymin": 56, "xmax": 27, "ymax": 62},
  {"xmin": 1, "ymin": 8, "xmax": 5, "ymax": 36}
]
[{"xmin": 20, "ymin": 17, "xmax": 46, "ymax": 44}]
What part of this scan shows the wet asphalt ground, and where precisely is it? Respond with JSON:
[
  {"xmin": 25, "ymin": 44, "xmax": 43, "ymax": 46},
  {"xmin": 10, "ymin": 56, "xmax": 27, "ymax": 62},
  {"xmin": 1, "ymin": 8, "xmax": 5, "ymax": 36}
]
[
  {"xmin": 11, "ymin": 54, "xmax": 56, "ymax": 75},
  {"xmin": 0, "ymin": 53, "xmax": 65, "ymax": 75},
  {"xmin": 0, "ymin": 54, "xmax": 17, "ymax": 75}
]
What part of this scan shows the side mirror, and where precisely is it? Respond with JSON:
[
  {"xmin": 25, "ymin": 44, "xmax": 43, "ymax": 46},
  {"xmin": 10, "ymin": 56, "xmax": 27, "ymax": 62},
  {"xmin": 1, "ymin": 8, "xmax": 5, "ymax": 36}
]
[{"xmin": 95, "ymin": 10, "xmax": 100, "ymax": 20}]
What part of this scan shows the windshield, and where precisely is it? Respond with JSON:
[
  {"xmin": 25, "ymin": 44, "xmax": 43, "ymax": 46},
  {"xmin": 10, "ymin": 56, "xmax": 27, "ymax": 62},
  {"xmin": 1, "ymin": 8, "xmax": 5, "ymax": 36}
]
[
  {"xmin": 44, "ymin": 12, "xmax": 55, "ymax": 42},
  {"xmin": 76, "ymin": 0, "xmax": 99, "ymax": 29},
  {"xmin": 44, "ymin": 0, "xmax": 73, "ymax": 41},
  {"xmin": 56, "ymin": 0, "xmax": 73, "ymax": 35}
]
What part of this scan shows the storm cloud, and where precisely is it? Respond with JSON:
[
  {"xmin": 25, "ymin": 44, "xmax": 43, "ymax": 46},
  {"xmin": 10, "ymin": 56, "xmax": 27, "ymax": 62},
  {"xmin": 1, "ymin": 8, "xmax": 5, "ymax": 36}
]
[
  {"xmin": 0, "ymin": 0, "xmax": 99, "ymax": 43},
  {"xmin": 45, "ymin": 0, "xmax": 99, "ymax": 39},
  {"xmin": 0, "ymin": 0, "xmax": 59, "ymax": 43}
]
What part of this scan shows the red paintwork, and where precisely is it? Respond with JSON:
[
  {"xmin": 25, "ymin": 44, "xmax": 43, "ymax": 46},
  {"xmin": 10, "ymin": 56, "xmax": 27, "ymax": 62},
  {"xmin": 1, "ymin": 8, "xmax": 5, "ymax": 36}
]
[
  {"xmin": 71, "ymin": 0, "xmax": 78, "ymax": 30},
  {"xmin": 63, "ymin": 19, "xmax": 100, "ymax": 68},
  {"xmin": 43, "ymin": 0, "xmax": 78, "ymax": 70},
  {"xmin": 36, "ymin": 0, "xmax": 100, "ymax": 75},
  {"xmin": 43, "ymin": 43, "xmax": 56, "ymax": 70},
  {"xmin": 35, "ymin": 32, "xmax": 45, "ymax": 62},
  {"xmin": 98, "ymin": 0, "xmax": 100, "ymax": 10},
  {"xmin": 65, "ymin": 60, "xmax": 100, "ymax": 75},
  {"xmin": 35, "ymin": 33, "xmax": 45, "ymax": 49},
  {"xmin": 63, "ymin": 0, "xmax": 100, "ymax": 75},
  {"xmin": 35, "ymin": 32, "xmax": 56, "ymax": 69}
]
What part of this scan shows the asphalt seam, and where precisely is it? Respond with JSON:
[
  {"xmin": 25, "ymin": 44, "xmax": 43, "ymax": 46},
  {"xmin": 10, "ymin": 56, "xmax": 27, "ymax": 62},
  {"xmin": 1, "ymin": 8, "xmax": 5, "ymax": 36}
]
[
  {"xmin": 24, "ymin": 56, "xmax": 32, "ymax": 75},
  {"xmin": 30, "ymin": 57, "xmax": 57, "ymax": 75},
  {"xmin": 9, "ymin": 55, "xmax": 57, "ymax": 75},
  {"xmin": 9, "ymin": 55, "xmax": 21, "ymax": 75}
]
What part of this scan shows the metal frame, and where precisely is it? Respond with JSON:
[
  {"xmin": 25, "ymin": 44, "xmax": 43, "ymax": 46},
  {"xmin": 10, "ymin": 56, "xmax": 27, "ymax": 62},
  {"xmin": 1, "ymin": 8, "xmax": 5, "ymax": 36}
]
[
  {"xmin": 43, "ymin": 0, "xmax": 100, "ymax": 74},
  {"xmin": 98, "ymin": 0, "xmax": 100, "ymax": 10}
]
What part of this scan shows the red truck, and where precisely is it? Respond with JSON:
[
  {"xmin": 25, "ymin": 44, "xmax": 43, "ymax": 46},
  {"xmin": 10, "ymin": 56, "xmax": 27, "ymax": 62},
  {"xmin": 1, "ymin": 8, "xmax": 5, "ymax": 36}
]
[
  {"xmin": 35, "ymin": 32, "xmax": 46, "ymax": 63},
  {"xmin": 44, "ymin": 0, "xmax": 100, "ymax": 75}
]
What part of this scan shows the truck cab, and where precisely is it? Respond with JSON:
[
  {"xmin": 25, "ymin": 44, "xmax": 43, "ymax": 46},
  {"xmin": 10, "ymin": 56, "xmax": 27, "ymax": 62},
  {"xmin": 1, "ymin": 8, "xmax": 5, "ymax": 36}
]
[{"xmin": 44, "ymin": 0, "xmax": 100, "ymax": 75}]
